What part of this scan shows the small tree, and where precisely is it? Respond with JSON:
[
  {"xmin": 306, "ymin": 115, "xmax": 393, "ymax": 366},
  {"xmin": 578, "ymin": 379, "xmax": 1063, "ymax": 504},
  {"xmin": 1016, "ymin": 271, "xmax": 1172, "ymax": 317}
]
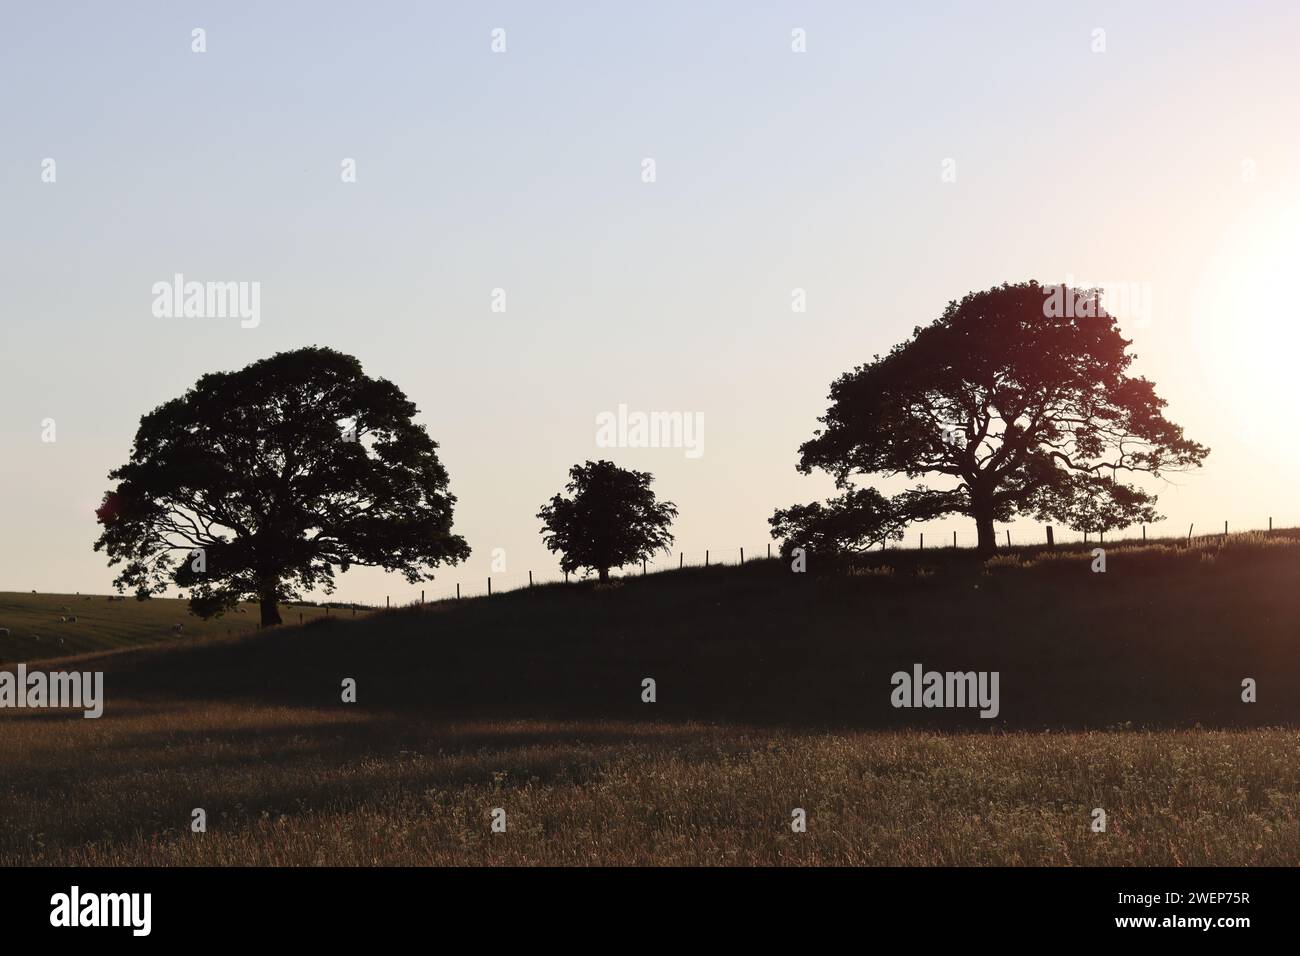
[
  {"xmin": 1046, "ymin": 473, "xmax": 1158, "ymax": 540},
  {"xmin": 768, "ymin": 487, "xmax": 910, "ymax": 559},
  {"xmin": 537, "ymin": 460, "xmax": 677, "ymax": 582},
  {"xmin": 94, "ymin": 347, "xmax": 471, "ymax": 626}
]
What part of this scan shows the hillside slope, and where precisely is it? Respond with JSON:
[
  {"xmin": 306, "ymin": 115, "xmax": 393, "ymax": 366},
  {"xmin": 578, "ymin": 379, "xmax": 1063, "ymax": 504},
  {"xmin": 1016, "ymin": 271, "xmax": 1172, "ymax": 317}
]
[
  {"xmin": 0, "ymin": 591, "xmax": 338, "ymax": 663},
  {"xmin": 21, "ymin": 532, "xmax": 1300, "ymax": 730}
]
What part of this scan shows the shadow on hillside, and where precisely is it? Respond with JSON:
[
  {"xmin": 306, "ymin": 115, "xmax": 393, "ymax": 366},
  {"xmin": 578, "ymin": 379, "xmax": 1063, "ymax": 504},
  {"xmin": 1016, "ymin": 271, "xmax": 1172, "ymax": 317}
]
[{"xmin": 39, "ymin": 543, "xmax": 1300, "ymax": 732}]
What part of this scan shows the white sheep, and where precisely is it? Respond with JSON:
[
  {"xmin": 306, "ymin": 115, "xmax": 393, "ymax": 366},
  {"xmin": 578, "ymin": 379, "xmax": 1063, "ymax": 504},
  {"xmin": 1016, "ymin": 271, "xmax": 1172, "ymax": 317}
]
[{"xmin": 172, "ymin": 623, "xmax": 184, "ymax": 633}]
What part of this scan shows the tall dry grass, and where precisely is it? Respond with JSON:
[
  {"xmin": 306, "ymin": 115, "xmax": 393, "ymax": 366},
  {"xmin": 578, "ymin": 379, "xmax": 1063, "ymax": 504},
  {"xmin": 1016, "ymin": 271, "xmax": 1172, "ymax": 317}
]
[{"xmin": 2, "ymin": 702, "xmax": 1298, "ymax": 865}]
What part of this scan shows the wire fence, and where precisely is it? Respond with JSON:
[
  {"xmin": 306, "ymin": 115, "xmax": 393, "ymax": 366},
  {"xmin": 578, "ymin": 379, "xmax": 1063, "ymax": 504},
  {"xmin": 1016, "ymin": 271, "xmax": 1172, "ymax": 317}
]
[
  {"xmin": 309, "ymin": 514, "xmax": 1296, "ymax": 613},
  {"xmin": 903, "ymin": 516, "xmax": 1293, "ymax": 551}
]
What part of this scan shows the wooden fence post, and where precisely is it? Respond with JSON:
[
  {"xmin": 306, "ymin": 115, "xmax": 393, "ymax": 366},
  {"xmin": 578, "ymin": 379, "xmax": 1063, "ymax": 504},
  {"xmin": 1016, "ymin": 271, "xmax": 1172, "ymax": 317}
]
[
  {"xmin": 920, "ymin": 533, "xmax": 924, "ymax": 550},
  {"xmin": 456, "ymin": 583, "xmax": 460, "ymax": 600},
  {"xmin": 421, "ymin": 589, "xmax": 424, "ymax": 604},
  {"xmin": 767, "ymin": 543, "xmax": 771, "ymax": 558},
  {"xmin": 1046, "ymin": 526, "xmax": 1054, "ymax": 548},
  {"xmin": 740, "ymin": 547, "xmax": 744, "ymax": 563},
  {"xmin": 386, "ymin": 596, "xmax": 390, "ymax": 609},
  {"xmin": 1224, "ymin": 520, "xmax": 1228, "ymax": 538},
  {"xmin": 488, "ymin": 578, "xmax": 492, "ymax": 596},
  {"xmin": 529, "ymin": 571, "xmax": 533, "ymax": 587},
  {"xmin": 705, "ymin": 550, "xmax": 709, "ymax": 567},
  {"xmin": 1142, "ymin": 525, "xmax": 1146, "ymax": 541},
  {"xmin": 1187, "ymin": 523, "xmax": 1194, "ymax": 544},
  {"xmin": 1006, "ymin": 529, "xmax": 1011, "ymax": 547},
  {"xmin": 953, "ymin": 531, "xmax": 957, "ymax": 548},
  {"xmin": 679, "ymin": 552, "xmax": 683, "ymax": 569}
]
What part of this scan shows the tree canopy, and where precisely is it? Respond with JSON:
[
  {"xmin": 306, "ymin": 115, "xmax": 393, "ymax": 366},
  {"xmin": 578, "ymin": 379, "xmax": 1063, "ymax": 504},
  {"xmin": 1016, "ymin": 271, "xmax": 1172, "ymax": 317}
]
[
  {"xmin": 94, "ymin": 347, "xmax": 470, "ymax": 624},
  {"xmin": 537, "ymin": 460, "xmax": 677, "ymax": 582},
  {"xmin": 771, "ymin": 281, "xmax": 1208, "ymax": 557}
]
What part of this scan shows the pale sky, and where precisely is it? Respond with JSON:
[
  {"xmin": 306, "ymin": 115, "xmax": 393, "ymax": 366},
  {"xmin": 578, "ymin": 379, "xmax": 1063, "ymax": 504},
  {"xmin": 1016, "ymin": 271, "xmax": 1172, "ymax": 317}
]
[{"xmin": 3, "ymin": 2, "xmax": 1299, "ymax": 603}]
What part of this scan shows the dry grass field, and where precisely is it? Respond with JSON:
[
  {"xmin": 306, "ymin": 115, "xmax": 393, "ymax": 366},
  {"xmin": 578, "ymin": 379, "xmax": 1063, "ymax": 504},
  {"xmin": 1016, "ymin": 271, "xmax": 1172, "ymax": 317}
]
[
  {"xmin": 2, "ymin": 530, "xmax": 1299, "ymax": 865},
  {"xmin": 3, "ymin": 704, "xmax": 1298, "ymax": 865}
]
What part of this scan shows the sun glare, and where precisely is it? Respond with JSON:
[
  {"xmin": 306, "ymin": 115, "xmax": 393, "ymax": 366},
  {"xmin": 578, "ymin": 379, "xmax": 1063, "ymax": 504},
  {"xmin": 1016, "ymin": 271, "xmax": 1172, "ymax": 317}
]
[{"xmin": 1192, "ymin": 194, "xmax": 1300, "ymax": 462}]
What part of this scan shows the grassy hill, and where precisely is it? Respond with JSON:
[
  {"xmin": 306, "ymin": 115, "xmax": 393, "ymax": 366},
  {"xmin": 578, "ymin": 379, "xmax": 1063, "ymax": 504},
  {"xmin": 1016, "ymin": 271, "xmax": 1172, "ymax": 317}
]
[
  {"xmin": 2, "ymin": 530, "xmax": 1299, "ymax": 865},
  {"xmin": 35, "ymin": 529, "xmax": 1300, "ymax": 730},
  {"xmin": 0, "ymin": 591, "xmax": 343, "ymax": 664}
]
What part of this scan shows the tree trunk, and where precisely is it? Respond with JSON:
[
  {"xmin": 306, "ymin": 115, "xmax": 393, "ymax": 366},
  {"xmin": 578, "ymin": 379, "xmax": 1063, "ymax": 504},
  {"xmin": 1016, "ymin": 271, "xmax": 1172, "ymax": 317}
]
[
  {"xmin": 259, "ymin": 588, "xmax": 282, "ymax": 627},
  {"xmin": 598, "ymin": 567, "xmax": 610, "ymax": 583},
  {"xmin": 974, "ymin": 509, "xmax": 997, "ymax": 557}
]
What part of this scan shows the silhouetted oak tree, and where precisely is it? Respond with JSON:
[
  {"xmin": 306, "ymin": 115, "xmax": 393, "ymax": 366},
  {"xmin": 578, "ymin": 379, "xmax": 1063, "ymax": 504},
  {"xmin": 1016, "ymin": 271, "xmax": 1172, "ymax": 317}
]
[
  {"xmin": 94, "ymin": 347, "xmax": 471, "ymax": 625},
  {"xmin": 538, "ymin": 460, "xmax": 677, "ymax": 582},
  {"xmin": 772, "ymin": 282, "xmax": 1208, "ymax": 557}
]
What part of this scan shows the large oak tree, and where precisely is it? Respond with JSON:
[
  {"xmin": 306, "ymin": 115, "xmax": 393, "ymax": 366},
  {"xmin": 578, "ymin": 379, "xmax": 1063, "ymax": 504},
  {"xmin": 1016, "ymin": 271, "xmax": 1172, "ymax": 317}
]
[
  {"xmin": 94, "ymin": 347, "xmax": 470, "ymax": 625},
  {"xmin": 771, "ymin": 282, "xmax": 1208, "ymax": 557}
]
